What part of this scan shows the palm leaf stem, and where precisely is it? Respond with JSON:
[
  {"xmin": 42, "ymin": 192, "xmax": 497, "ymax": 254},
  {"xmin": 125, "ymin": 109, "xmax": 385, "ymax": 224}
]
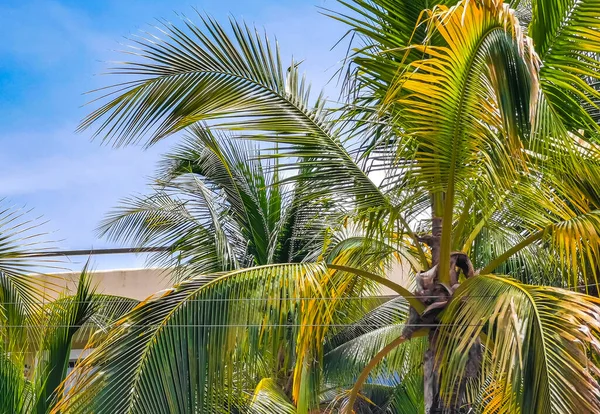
[
  {"xmin": 327, "ymin": 264, "xmax": 425, "ymax": 313},
  {"xmin": 344, "ymin": 328, "xmax": 428, "ymax": 413}
]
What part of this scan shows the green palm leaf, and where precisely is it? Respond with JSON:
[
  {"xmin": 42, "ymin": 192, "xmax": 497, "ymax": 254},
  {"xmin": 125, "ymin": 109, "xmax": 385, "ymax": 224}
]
[
  {"xmin": 33, "ymin": 267, "xmax": 137, "ymax": 414},
  {"xmin": 55, "ymin": 263, "xmax": 363, "ymax": 414},
  {"xmin": 529, "ymin": 0, "xmax": 600, "ymax": 133},
  {"xmin": 437, "ymin": 275, "xmax": 600, "ymax": 413}
]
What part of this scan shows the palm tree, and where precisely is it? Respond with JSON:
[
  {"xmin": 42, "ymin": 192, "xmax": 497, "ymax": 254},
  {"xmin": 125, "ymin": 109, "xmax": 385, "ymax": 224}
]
[
  {"xmin": 97, "ymin": 124, "xmax": 343, "ymax": 280},
  {"xmin": 86, "ymin": 121, "xmax": 402, "ymax": 412},
  {"xmin": 61, "ymin": 0, "xmax": 600, "ymax": 412},
  {"xmin": 0, "ymin": 205, "xmax": 138, "ymax": 414}
]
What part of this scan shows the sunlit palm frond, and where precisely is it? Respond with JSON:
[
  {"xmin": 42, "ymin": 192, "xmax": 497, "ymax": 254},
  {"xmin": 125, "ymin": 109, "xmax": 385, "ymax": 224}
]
[
  {"xmin": 476, "ymin": 182, "xmax": 600, "ymax": 287},
  {"xmin": 327, "ymin": 0, "xmax": 459, "ymax": 110},
  {"xmin": 54, "ymin": 263, "xmax": 363, "ymax": 414},
  {"xmin": 529, "ymin": 0, "xmax": 600, "ymax": 133},
  {"xmin": 384, "ymin": 0, "xmax": 536, "ymax": 281},
  {"xmin": 80, "ymin": 15, "xmax": 315, "ymax": 146},
  {"xmin": 437, "ymin": 275, "xmax": 600, "ymax": 413},
  {"xmin": 248, "ymin": 378, "xmax": 296, "ymax": 414},
  {"xmin": 83, "ymin": 12, "xmax": 391, "ymax": 218},
  {"xmin": 469, "ymin": 374, "xmax": 521, "ymax": 414}
]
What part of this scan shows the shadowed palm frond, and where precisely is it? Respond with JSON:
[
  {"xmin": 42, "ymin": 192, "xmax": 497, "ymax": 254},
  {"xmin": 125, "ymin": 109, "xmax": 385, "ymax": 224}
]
[
  {"xmin": 0, "ymin": 345, "xmax": 31, "ymax": 414},
  {"xmin": 99, "ymin": 126, "xmax": 352, "ymax": 279},
  {"xmin": 32, "ymin": 267, "xmax": 99, "ymax": 413},
  {"xmin": 324, "ymin": 322, "xmax": 426, "ymax": 389},
  {"xmin": 98, "ymin": 185, "xmax": 241, "ymax": 277}
]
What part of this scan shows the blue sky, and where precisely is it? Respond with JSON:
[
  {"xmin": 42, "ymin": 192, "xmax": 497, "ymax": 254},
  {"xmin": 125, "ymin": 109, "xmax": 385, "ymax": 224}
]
[{"xmin": 0, "ymin": 0, "xmax": 347, "ymax": 271}]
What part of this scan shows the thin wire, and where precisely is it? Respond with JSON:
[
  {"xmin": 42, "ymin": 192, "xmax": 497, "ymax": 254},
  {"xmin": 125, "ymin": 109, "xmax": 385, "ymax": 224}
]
[
  {"xmin": 2, "ymin": 284, "xmax": 595, "ymax": 307},
  {"xmin": 573, "ymin": 282, "xmax": 600, "ymax": 290},
  {"xmin": 0, "ymin": 294, "xmax": 503, "ymax": 306},
  {"xmin": 3, "ymin": 284, "xmax": 596, "ymax": 307},
  {"xmin": 0, "ymin": 323, "xmax": 485, "ymax": 328}
]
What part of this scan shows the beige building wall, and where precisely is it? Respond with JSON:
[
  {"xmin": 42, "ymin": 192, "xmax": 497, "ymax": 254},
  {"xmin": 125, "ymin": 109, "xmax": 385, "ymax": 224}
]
[
  {"xmin": 35, "ymin": 268, "xmax": 172, "ymax": 301},
  {"xmin": 34, "ymin": 261, "xmax": 414, "ymax": 302},
  {"xmin": 379, "ymin": 259, "xmax": 416, "ymax": 296}
]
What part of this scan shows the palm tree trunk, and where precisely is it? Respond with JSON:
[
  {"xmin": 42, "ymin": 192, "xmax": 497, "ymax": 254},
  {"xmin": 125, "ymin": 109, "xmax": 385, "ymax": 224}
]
[
  {"xmin": 424, "ymin": 331, "xmax": 443, "ymax": 414},
  {"xmin": 421, "ymin": 217, "xmax": 481, "ymax": 413},
  {"xmin": 429, "ymin": 217, "xmax": 442, "ymax": 267},
  {"xmin": 424, "ymin": 217, "xmax": 444, "ymax": 414}
]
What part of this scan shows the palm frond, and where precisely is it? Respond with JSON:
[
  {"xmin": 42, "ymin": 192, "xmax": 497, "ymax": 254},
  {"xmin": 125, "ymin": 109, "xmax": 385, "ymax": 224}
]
[
  {"xmin": 54, "ymin": 263, "xmax": 363, "ymax": 414},
  {"xmin": 529, "ymin": 0, "xmax": 600, "ymax": 133},
  {"xmin": 160, "ymin": 126, "xmax": 278, "ymax": 265},
  {"xmin": 0, "ymin": 344, "xmax": 31, "ymax": 414},
  {"xmin": 83, "ymin": 11, "xmax": 395, "ymax": 220},
  {"xmin": 100, "ymin": 125, "xmax": 351, "ymax": 276},
  {"xmin": 437, "ymin": 275, "xmax": 600, "ymax": 413},
  {"xmin": 98, "ymin": 187, "xmax": 239, "ymax": 278},
  {"xmin": 384, "ymin": 0, "xmax": 536, "ymax": 282},
  {"xmin": 325, "ymin": 324, "xmax": 426, "ymax": 388},
  {"xmin": 33, "ymin": 267, "xmax": 99, "ymax": 413},
  {"xmin": 325, "ymin": 297, "xmax": 408, "ymax": 353},
  {"xmin": 248, "ymin": 378, "xmax": 296, "ymax": 414},
  {"xmin": 0, "ymin": 204, "xmax": 63, "ymax": 352},
  {"xmin": 72, "ymin": 294, "xmax": 139, "ymax": 346},
  {"xmin": 80, "ymin": 14, "xmax": 327, "ymax": 147}
]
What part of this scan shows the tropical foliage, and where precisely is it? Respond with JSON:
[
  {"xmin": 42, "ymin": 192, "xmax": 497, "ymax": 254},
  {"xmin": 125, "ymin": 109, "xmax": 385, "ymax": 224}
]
[
  {"xmin": 40, "ymin": 0, "xmax": 600, "ymax": 413},
  {"xmin": 81, "ymin": 119, "xmax": 404, "ymax": 413},
  {"xmin": 0, "ymin": 205, "xmax": 138, "ymax": 414},
  {"xmin": 97, "ymin": 124, "xmax": 346, "ymax": 280}
]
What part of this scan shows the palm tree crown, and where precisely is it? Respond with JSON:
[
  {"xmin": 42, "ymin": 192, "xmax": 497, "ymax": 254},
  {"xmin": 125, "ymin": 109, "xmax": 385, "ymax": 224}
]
[
  {"xmin": 55, "ymin": 0, "xmax": 600, "ymax": 413},
  {"xmin": 99, "ymin": 125, "xmax": 339, "ymax": 280}
]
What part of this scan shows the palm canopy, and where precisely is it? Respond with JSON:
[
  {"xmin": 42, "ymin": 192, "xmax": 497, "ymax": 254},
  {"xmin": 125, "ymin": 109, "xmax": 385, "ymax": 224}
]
[
  {"xmin": 67, "ymin": 0, "xmax": 600, "ymax": 413},
  {"xmin": 80, "ymin": 0, "xmax": 600, "ymax": 288},
  {"xmin": 98, "ymin": 125, "xmax": 347, "ymax": 280}
]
